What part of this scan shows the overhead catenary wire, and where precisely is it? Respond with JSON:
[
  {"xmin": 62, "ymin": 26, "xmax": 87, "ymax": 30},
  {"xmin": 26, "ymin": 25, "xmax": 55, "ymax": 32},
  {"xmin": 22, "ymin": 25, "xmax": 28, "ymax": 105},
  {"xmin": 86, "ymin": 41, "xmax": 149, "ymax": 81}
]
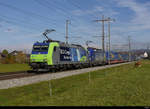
[
  {"xmin": 41, "ymin": 1, "xmax": 94, "ymax": 41},
  {"xmin": 34, "ymin": 0, "xmax": 81, "ymax": 27},
  {"xmin": 0, "ymin": 0, "xmax": 99, "ymax": 43},
  {"xmin": 64, "ymin": 0, "xmax": 100, "ymax": 40},
  {"xmin": 34, "ymin": 0, "xmax": 69, "ymax": 18},
  {"xmin": 35, "ymin": 0, "xmax": 98, "ymax": 40},
  {"xmin": 66, "ymin": 0, "xmax": 98, "ymax": 18},
  {"xmin": 0, "ymin": 1, "xmax": 58, "ymax": 26},
  {"xmin": 0, "ymin": 16, "xmax": 65, "ymax": 38},
  {"xmin": 48, "ymin": 0, "xmax": 87, "ymax": 24},
  {"xmin": 0, "ymin": 17, "xmax": 40, "ymax": 33},
  {"xmin": 0, "ymin": 1, "xmax": 67, "ymax": 37},
  {"xmin": 0, "ymin": 15, "xmax": 49, "ymax": 31}
]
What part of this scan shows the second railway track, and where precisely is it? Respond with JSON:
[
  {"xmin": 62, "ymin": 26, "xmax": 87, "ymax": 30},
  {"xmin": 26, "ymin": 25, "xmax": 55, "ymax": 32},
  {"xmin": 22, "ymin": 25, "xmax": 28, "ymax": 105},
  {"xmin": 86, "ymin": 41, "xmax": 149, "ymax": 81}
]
[{"xmin": 0, "ymin": 71, "xmax": 36, "ymax": 80}]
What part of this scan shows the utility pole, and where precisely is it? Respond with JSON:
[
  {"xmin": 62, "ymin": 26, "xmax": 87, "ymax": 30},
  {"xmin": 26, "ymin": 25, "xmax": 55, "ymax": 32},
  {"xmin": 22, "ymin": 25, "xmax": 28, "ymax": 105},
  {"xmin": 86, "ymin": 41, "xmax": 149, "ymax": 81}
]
[
  {"xmin": 94, "ymin": 15, "xmax": 106, "ymax": 52},
  {"xmin": 94, "ymin": 15, "xmax": 115, "ymax": 63},
  {"xmin": 107, "ymin": 17, "xmax": 115, "ymax": 64},
  {"xmin": 94, "ymin": 15, "xmax": 107, "ymax": 63},
  {"xmin": 66, "ymin": 20, "xmax": 70, "ymax": 44},
  {"xmin": 128, "ymin": 36, "xmax": 131, "ymax": 61}
]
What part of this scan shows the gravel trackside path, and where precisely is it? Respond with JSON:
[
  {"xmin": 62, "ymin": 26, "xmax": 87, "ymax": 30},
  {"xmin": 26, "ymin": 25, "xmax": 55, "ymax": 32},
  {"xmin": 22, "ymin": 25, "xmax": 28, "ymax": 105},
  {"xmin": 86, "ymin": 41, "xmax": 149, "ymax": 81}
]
[{"xmin": 0, "ymin": 62, "xmax": 132, "ymax": 89}]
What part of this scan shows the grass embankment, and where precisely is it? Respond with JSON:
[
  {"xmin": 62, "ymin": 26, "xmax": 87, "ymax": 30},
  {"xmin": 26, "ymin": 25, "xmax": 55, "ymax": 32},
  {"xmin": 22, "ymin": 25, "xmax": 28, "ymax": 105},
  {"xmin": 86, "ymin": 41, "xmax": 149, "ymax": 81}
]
[
  {"xmin": 0, "ymin": 60, "xmax": 150, "ymax": 106},
  {"xmin": 0, "ymin": 64, "xmax": 30, "ymax": 73}
]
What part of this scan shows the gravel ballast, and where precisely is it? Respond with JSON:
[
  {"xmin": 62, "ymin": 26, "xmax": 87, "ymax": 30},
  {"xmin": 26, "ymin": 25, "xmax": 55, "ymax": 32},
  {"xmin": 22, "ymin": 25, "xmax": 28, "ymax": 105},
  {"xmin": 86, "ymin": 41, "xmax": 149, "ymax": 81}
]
[{"xmin": 0, "ymin": 62, "xmax": 131, "ymax": 89}]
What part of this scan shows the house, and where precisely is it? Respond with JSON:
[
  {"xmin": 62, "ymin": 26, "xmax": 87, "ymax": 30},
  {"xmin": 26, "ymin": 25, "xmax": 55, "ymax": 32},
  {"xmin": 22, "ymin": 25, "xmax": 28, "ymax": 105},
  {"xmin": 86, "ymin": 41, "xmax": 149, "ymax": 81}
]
[
  {"xmin": 146, "ymin": 50, "xmax": 150, "ymax": 59},
  {"xmin": 9, "ymin": 50, "xmax": 23, "ymax": 56},
  {"xmin": 10, "ymin": 50, "xmax": 30, "ymax": 63},
  {"xmin": 144, "ymin": 52, "xmax": 148, "ymax": 58}
]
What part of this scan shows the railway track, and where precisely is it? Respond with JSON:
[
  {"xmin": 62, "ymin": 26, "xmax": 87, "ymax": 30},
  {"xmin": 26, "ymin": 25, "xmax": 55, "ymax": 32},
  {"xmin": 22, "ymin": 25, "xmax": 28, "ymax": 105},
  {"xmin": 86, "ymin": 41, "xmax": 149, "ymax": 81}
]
[
  {"xmin": 0, "ymin": 62, "xmax": 133, "ymax": 81},
  {"xmin": 0, "ymin": 69, "xmax": 72, "ymax": 81},
  {"xmin": 0, "ymin": 68, "xmax": 80, "ymax": 81},
  {"xmin": 0, "ymin": 66, "xmax": 92, "ymax": 81},
  {"xmin": 0, "ymin": 71, "xmax": 36, "ymax": 80}
]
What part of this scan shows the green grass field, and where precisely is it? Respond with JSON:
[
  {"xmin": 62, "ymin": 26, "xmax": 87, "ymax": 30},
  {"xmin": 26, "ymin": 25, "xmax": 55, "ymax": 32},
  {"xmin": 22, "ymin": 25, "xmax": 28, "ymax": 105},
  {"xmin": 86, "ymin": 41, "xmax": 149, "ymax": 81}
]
[
  {"xmin": 0, "ymin": 64, "xmax": 30, "ymax": 73},
  {"xmin": 0, "ymin": 60, "xmax": 150, "ymax": 106}
]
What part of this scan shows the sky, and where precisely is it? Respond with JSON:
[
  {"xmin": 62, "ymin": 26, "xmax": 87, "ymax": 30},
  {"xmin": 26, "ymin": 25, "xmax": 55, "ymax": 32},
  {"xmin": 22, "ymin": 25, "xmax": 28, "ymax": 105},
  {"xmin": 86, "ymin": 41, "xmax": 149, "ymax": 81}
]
[{"xmin": 0, "ymin": 0, "xmax": 150, "ymax": 53}]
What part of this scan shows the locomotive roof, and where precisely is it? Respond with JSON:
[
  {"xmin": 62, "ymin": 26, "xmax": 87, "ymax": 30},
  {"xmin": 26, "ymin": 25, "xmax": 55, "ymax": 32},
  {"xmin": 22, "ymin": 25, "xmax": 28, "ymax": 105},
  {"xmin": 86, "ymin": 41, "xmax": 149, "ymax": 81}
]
[
  {"xmin": 59, "ymin": 42, "xmax": 83, "ymax": 48},
  {"xmin": 34, "ymin": 40, "xmax": 84, "ymax": 48}
]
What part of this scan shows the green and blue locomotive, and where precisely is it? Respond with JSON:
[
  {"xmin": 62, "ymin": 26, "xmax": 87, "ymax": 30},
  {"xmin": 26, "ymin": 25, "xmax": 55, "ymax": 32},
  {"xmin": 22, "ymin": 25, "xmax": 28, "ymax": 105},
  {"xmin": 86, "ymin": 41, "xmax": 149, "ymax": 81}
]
[{"xmin": 29, "ymin": 40, "xmax": 91, "ymax": 71}]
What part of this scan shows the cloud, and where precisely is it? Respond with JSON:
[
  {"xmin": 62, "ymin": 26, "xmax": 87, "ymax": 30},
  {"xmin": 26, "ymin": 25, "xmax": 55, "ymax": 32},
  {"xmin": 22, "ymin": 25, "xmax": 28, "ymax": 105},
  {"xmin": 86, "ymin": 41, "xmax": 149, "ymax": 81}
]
[
  {"xmin": 116, "ymin": 0, "xmax": 150, "ymax": 30},
  {"xmin": 72, "ymin": 5, "xmax": 118, "ymax": 17},
  {"xmin": 95, "ymin": 6, "xmax": 104, "ymax": 12},
  {"xmin": 72, "ymin": 6, "xmax": 103, "ymax": 16}
]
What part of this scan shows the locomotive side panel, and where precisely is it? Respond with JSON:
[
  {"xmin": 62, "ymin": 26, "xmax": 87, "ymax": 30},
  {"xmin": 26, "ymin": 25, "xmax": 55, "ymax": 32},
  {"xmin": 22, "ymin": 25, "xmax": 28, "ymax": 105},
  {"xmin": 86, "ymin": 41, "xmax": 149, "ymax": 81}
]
[
  {"xmin": 52, "ymin": 46, "xmax": 60, "ymax": 65},
  {"xmin": 52, "ymin": 44, "xmax": 88, "ymax": 65}
]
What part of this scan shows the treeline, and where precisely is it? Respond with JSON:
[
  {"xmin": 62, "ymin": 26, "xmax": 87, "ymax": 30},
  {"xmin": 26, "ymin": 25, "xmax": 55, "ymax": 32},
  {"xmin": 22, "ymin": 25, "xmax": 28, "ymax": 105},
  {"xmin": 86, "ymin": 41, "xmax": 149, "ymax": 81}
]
[{"xmin": 0, "ymin": 49, "xmax": 29, "ymax": 64}]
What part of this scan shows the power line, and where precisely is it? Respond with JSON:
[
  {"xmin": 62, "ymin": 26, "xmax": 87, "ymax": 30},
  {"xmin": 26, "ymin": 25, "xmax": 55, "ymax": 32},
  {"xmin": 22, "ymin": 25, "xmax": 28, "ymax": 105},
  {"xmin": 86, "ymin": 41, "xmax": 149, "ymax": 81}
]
[
  {"xmin": 0, "ymin": 16, "xmax": 65, "ymax": 39},
  {"xmin": 35, "ymin": 0, "xmax": 81, "ymax": 29},
  {"xmin": 67, "ymin": 0, "xmax": 97, "ymax": 19},
  {"xmin": 41, "ymin": 0, "xmax": 97, "ymax": 40},
  {"xmin": 0, "ymin": 0, "xmax": 99, "ymax": 44},
  {"xmin": 49, "ymin": 0, "xmax": 87, "ymax": 23},
  {"xmin": 0, "ymin": 15, "xmax": 49, "ymax": 31},
  {"xmin": 39, "ymin": 0, "xmax": 95, "ymax": 28},
  {"xmin": 0, "ymin": 17, "xmax": 40, "ymax": 32},
  {"xmin": 36, "ymin": 0, "xmax": 82, "ymax": 27},
  {"xmin": 0, "ymin": 1, "xmax": 57, "ymax": 26},
  {"xmin": 34, "ymin": 0, "xmax": 68, "ymax": 18}
]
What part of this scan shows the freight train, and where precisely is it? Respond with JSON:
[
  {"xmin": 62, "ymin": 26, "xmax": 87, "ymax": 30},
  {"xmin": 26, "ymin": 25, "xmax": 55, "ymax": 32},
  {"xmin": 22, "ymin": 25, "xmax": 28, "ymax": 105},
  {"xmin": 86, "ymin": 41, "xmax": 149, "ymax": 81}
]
[{"xmin": 29, "ymin": 40, "xmax": 137, "ymax": 71}]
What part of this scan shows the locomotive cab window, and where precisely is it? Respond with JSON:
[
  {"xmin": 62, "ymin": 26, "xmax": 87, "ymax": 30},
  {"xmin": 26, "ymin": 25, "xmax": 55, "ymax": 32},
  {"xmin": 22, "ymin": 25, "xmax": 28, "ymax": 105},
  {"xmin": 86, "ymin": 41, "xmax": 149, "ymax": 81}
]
[
  {"xmin": 33, "ymin": 45, "xmax": 41, "ymax": 51},
  {"xmin": 41, "ymin": 45, "xmax": 49, "ymax": 51},
  {"xmin": 32, "ymin": 44, "xmax": 49, "ymax": 52}
]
